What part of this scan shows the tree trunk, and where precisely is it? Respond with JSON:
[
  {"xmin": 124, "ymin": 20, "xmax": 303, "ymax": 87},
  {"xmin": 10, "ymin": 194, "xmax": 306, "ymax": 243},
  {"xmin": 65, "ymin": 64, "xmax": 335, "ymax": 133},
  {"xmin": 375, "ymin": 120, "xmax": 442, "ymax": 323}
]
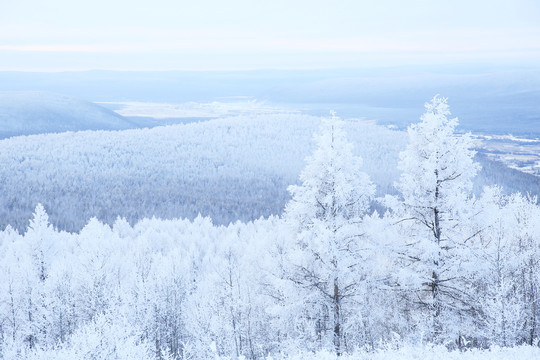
[
  {"xmin": 333, "ymin": 278, "xmax": 341, "ymax": 356},
  {"xmin": 432, "ymin": 174, "xmax": 442, "ymax": 342}
]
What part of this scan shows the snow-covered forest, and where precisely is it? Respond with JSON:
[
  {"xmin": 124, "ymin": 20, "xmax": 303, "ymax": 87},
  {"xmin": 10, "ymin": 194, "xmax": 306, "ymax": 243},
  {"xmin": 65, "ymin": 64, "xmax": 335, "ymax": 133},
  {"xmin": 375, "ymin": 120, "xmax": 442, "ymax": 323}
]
[
  {"xmin": 1, "ymin": 98, "xmax": 538, "ymax": 233},
  {"xmin": 1, "ymin": 96, "xmax": 540, "ymax": 359}
]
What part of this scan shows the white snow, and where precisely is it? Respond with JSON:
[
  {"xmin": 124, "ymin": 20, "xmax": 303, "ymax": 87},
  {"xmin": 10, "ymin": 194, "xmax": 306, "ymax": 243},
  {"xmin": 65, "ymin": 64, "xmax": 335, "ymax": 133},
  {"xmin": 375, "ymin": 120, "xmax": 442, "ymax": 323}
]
[
  {"xmin": 274, "ymin": 345, "xmax": 540, "ymax": 360},
  {"xmin": 98, "ymin": 99, "xmax": 299, "ymax": 119}
]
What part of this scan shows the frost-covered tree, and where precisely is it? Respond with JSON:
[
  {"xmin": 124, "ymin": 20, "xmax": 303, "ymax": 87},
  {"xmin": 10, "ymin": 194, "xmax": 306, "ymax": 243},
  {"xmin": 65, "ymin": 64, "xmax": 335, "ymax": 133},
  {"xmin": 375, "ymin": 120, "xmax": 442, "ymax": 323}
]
[
  {"xmin": 22, "ymin": 204, "xmax": 56, "ymax": 350},
  {"xmin": 393, "ymin": 96, "xmax": 480, "ymax": 343},
  {"xmin": 505, "ymin": 193, "xmax": 540, "ymax": 345},
  {"xmin": 282, "ymin": 114, "xmax": 375, "ymax": 354},
  {"xmin": 185, "ymin": 221, "xmax": 277, "ymax": 359},
  {"xmin": 473, "ymin": 187, "xmax": 527, "ymax": 346}
]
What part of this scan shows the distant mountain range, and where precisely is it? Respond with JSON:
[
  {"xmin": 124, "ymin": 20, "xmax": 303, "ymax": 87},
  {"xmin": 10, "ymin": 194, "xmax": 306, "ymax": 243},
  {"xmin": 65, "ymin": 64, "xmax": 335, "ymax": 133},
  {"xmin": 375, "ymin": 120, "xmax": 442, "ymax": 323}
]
[{"xmin": 0, "ymin": 66, "xmax": 538, "ymax": 135}]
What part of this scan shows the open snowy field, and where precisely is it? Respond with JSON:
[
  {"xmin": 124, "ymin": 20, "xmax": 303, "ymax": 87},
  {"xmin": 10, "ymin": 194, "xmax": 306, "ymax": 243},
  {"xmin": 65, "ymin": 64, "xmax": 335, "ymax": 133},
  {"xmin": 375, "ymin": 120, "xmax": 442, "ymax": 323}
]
[
  {"xmin": 98, "ymin": 99, "xmax": 299, "ymax": 119},
  {"xmin": 22, "ymin": 345, "xmax": 540, "ymax": 360}
]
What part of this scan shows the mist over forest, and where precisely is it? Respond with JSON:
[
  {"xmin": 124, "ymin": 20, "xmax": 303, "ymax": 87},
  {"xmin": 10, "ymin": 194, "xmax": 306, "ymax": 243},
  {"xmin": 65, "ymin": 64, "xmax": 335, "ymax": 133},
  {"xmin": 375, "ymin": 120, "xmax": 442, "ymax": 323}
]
[{"xmin": 1, "ymin": 65, "xmax": 539, "ymax": 135}]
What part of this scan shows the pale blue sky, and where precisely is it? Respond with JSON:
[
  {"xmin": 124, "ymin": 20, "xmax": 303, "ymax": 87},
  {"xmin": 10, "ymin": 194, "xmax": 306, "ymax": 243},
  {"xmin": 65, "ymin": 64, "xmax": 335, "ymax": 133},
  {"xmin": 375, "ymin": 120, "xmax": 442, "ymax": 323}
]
[{"xmin": 1, "ymin": 0, "xmax": 539, "ymax": 70}]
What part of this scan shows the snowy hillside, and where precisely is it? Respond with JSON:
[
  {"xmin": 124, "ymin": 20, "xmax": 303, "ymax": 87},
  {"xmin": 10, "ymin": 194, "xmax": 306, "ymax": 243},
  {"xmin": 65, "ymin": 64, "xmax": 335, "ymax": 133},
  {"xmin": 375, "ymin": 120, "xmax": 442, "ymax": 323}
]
[
  {"xmin": 0, "ymin": 91, "xmax": 138, "ymax": 138},
  {"xmin": 0, "ymin": 113, "xmax": 405, "ymax": 231}
]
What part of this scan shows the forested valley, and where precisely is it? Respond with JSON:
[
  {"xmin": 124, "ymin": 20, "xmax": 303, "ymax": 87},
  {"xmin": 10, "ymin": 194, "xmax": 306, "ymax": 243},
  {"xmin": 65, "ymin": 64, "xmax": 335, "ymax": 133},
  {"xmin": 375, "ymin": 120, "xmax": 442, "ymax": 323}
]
[{"xmin": 1, "ymin": 96, "xmax": 540, "ymax": 359}]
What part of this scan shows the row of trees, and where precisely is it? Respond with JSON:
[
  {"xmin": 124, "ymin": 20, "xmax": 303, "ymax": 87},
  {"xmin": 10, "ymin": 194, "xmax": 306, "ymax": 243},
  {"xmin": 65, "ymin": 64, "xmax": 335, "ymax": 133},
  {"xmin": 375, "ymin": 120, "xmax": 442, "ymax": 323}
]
[
  {"xmin": 279, "ymin": 96, "xmax": 540, "ymax": 354},
  {"xmin": 1, "ymin": 96, "xmax": 539, "ymax": 359}
]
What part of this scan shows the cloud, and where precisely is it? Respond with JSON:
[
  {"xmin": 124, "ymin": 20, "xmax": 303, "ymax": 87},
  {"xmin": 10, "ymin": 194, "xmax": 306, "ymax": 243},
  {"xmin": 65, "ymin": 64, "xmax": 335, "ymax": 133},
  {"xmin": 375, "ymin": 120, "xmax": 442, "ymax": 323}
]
[
  {"xmin": 1, "ymin": 27, "xmax": 538, "ymax": 54},
  {"xmin": 0, "ymin": 45, "xmax": 131, "ymax": 52},
  {"xmin": 0, "ymin": 21, "xmax": 539, "ymax": 71}
]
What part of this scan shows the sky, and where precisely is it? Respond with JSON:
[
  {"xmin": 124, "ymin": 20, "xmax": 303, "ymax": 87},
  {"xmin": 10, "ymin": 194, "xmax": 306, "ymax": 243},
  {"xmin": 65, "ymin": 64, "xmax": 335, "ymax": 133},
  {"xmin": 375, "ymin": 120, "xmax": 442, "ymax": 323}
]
[{"xmin": 1, "ymin": 0, "xmax": 540, "ymax": 71}]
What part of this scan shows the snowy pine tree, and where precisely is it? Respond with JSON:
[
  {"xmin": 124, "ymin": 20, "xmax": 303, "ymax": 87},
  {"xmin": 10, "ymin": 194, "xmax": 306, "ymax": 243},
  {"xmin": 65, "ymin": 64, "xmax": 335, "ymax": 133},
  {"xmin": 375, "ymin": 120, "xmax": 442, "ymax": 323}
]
[
  {"xmin": 393, "ymin": 96, "xmax": 481, "ymax": 344},
  {"xmin": 282, "ymin": 113, "xmax": 375, "ymax": 354}
]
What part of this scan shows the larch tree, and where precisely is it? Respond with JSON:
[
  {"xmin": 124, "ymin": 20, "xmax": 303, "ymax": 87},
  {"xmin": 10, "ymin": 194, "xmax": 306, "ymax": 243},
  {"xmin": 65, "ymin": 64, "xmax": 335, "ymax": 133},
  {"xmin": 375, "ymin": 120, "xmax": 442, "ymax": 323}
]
[
  {"xmin": 282, "ymin": 113, "xmax": 375, "ymax": 355},
  {"xmin": 474, "ymin": 187, "xmax": 527, "ymax": 347},
  {"xmin": 506, "ymin": 193, "xmax": 540, "ymax": 345},
  {"xmin": 393, "ymin": 95, "xmax": 480, "ymax": 344}
]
